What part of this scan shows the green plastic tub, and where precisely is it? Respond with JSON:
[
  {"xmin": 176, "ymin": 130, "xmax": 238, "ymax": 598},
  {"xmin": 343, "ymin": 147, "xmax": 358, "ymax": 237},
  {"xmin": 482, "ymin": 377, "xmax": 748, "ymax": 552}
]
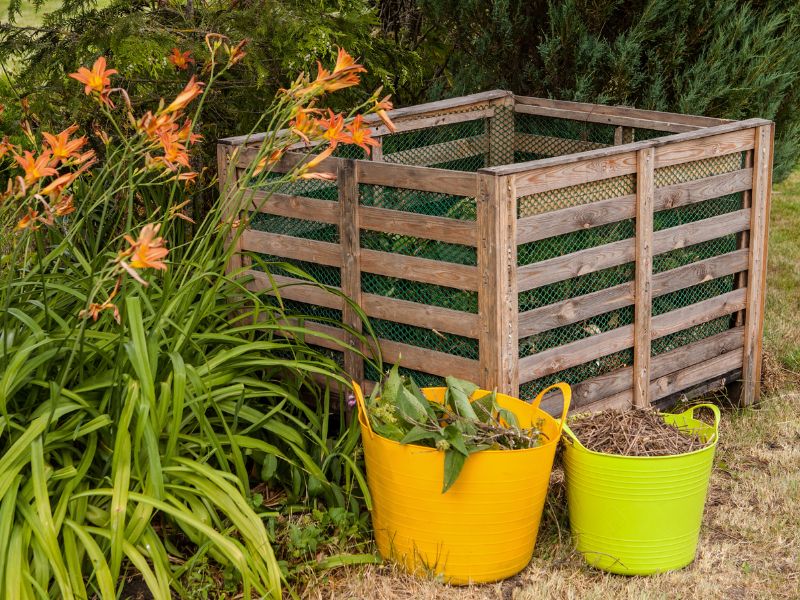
[{"xmin": 562, "ymin": 404, "xmax": 721, "ymax": 575}]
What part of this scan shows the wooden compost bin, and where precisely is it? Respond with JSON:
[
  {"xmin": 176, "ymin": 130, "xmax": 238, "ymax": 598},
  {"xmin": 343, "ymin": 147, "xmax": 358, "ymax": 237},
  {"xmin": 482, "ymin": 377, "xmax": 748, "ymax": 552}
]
[{"xmin": 217, "ymin": 90, "xmax": 773, "ymax": 412}]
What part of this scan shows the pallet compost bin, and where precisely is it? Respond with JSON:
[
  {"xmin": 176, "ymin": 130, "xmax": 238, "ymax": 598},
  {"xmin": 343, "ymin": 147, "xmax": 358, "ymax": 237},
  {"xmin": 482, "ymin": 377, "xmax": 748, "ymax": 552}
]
[{"xmin": 217, "ymin": 90, "xmax": 773, "ymax": 412}]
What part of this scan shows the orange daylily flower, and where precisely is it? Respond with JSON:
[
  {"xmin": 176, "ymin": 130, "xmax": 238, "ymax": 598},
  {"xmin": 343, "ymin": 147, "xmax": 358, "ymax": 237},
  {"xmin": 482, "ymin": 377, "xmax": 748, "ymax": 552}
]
[
  {"xmin": 14, "ymin": 150, "xmax": 58, "ymax": 185},
  {"xmin": 227, "ymin": 39, "xmax": 248, "ymax": 66},
  {"xmin": 0, "ymin": 137, "xmax": 13, "ymax": 159},
  {"xmin": 316, "ymin": 110, "xmax": 348, "ymax": 147},
  {"xmin": 168, "ymin": 48, "xmax": 195, "ymax": 70},
  {"xmin": 344, "ymin": 115, "xmax": 379, "ymax": 156},
  {"xmin": 373, "ymin": 94, "xmax": 397, "ymax": 133},
  {"xmin": 164, "ymin": 77, "xmax": 204, "ymax": 114},
  {"xmin": 254, "ymin": 147, "xmax": 285, "ymax": 175},
  {"xmin": 313, "ymin": 48, "xmax": 366, "ymax": 93},
  {"xmin": 53, "ymin": 194, "xmax": 75, "ymax": 217},
  {"xmin": 118, "ymin": 223, "xmax": 169, "ymax": 285},
  {"xmin": 17, "ymin": 209, "xmax": 41, "ymax": 230},
  {"xmin": 69, "ymin": 57, "xmax": 117, "ymax": 98},
  {"xmin": 42, "ymin": 125, "xmax": 88, "ymax": 163},
  {"xmin": 290, "ymin": 107, "xmax": 320, "ymax": 144},
  {"xmin": 79, "ymin": 280, "xmax": 121, "ymax": 323}
]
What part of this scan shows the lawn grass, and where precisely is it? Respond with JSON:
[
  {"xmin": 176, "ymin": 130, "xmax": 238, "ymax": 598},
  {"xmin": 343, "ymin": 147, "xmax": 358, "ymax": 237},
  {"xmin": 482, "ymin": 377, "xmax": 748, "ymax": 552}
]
[
  {"xmin": 312, "ymin": 172, "xmax": 800, "ymax": 599},
  {"xmin": 0, "ymin": 0, "xmax": 62, "ymax": 27}
]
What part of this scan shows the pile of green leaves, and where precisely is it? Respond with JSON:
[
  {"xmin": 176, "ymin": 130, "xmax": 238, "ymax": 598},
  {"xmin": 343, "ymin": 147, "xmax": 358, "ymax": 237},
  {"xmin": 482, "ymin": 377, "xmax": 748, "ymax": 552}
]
[{"xmin": 367, "ymin": 365, "xmax": 545, "ymax": 493}]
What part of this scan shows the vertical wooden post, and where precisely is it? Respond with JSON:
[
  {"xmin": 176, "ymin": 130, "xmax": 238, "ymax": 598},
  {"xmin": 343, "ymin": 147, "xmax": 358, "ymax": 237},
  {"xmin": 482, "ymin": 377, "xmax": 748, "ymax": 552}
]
[
  {"xmin": 614, "ymin": 126, "xmax": 635, "ymax": 145},
  {"xmin": 488, "ymin": 93, "xmax": 515, "ymax": 167},
  {"xmin": 339, "ymin": 159, "xmax": 364, "ymax": 385},
  {"xmin": 633, "ymin": 147, "xmax": 655, "ymax": 408},
  {"xmin": 733, "ymin": 149, "xmax": 754, "ymax": 328},
  {"xmin": 741, "ymin": 124, "xmax": 774, "ymax": 406},
  {"xmin": 217, "ymin": 143, "xmax": 243, "ymax": 275},
  {"xmin": 478, "ymin": 173, "xmax": 518, "ymax": 396}
]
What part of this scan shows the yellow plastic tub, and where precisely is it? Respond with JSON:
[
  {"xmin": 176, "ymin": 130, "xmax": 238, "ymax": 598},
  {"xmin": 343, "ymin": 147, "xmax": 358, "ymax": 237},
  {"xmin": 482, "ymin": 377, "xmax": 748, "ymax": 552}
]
[
  {"xmin": 354, "ymin": 382, "xmax": 570, "ymax": 584},
  {"xmin": 562, "ymin": 404, "xmax": 721, "ymax": 575}
]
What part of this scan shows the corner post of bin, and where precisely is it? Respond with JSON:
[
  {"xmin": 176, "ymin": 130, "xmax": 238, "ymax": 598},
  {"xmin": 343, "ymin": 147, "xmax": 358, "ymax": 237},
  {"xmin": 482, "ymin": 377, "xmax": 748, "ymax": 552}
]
[
  {"xmin": 741, "ymin": 122, "xmax": 774, "ymax": 406},
  {"xmin": 477, "ymin": 170, "xmax": 519, "ymax": 397},
  {"xmin": 633, "ymin": 146, "xmax": 655, "ymax": 408},
  {"xmin": 338, "ymin": 159, "xmax": 365, "ymax": 386},
  {"xmin": 217, "ymin": 141, "xmax": 244, "ymax": 275},
  {"xmin": 487, "ymin": 92, "xmax": 515, "ymax": 167}
]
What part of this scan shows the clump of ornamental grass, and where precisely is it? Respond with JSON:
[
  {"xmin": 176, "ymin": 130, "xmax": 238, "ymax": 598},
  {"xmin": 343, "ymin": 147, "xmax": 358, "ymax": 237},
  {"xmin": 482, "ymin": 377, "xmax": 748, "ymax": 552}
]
[{"xmin": 0, "ymin": 37, "xmax": 394, "ymax": 599}]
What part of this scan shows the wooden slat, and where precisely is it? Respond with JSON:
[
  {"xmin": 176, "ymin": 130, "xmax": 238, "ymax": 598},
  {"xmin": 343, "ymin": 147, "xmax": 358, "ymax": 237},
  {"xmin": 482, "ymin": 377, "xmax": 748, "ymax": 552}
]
[
  {"xmin": 217, "ymin": 145, "xmax": 243, "ymax": 274},
  {"xmin": 514, "ymin": 103, "xmax": 698, "ymax": 133},
  {"xmin": 377, "ymin": 339, "xmax": 480, "ymax": 381},
  {"xmin": 384, "ymin": 135, "xmax": 488, "ymax": 167},
  {"xmin": 483, "ymin": 119, "xmax": 768, "ymax": 180},
  {"xmin": 360, "ymin": 249, "xmax": 480, "ymax": 291},
  {"xmin": 367, "ymin": 108, "xmax": 494, "ymax": 138},
  {"xmin": 517, "ymin": 208, "xmax": 750, "ymax": 292},
  {"xmin": 240, "ymin": 230, "xmax": 342, "ymax": 266},
  {"xmin": 733, "ymin": 151, "xmax": 754, "ymax": 328},
  {"xmin": 566, "ymin": 327, "xmax": 745, "ymax": 409},
  {"xmin": 518, "ymin": 287, "xmax": 747, "ymax": 384},
  {"xmin": 357, "ymin": 161, "xmax": 478, "ymax": 197},
  {"xmin": 742, "ymin": 123, "xmax": 774, "ymax": 406},
  {"xmin": 339, "ymin": 160, "xmax": 363, "ymax": 383},
  {"xmin": 234, "ymin": 145, "xmax": 341, "ymax": 175},
  {"xmin": 244, "ymin": 271, "xmax": 344, "ymax": 310},
  {"xmin": 653, "ymin": 128, "xmax": 755, "ymax": 169},
  {"xmin": 280, "ymin": 320, "xmax": 347, "ymax": 351},
  {"xmin": 248, "ymin": 191, "xmax": 339, "ymax": 224},
  {"xmin": 361, "ymin": 294, "xmax": 479, "ymax": 339},
  {"xmin": 518, "ymin": 249, "xmax": 749, "ymax": 338},
  {"xmin": 513, "ymin": 95, "xmax": 729, "ymax": 129},
  {"xmin": 477, "ymin": 174, "xmax": 519, "ymax": 395},
  {"xmin": 516, "ymin": 168, "xmax": 752, "ymax": 245},
  {"xmin": 515, "ymin": 132, "xmax": 608, "ymax": 155},
  {"xmin": 359, "ymin": 206, "xmax": 477, "ymax": 246},
  {"xmin": 633, "ymin": 147, "xmax": 655, "ymax": 408}
]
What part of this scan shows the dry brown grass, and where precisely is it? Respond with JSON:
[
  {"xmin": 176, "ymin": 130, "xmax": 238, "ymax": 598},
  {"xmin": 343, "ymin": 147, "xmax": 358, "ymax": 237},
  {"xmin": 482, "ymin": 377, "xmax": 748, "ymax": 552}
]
[{"xmin": 304, "ymin": 392, "xmax": 800, "ymax": 600}]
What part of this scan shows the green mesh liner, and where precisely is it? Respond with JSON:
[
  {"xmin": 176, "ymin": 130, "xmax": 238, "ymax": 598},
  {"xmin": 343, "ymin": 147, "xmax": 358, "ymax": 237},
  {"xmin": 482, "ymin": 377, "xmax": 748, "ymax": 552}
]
[
  {"xmin": 359, "ymin": 183, "xmax": 476, "ymax": 220},
  {"xmin": 518, "ymin": 219, "xmax": 634, "ymax": 265},
  {"xmin": 519, "ymin": 306, "xmax": 634, "ymax": 359},
  {"xmin": 249, "ymin": 213, "xmax": 339, "ymax": 243},
  {"xmin": 255, "ymin": 173, "xmax": 339, "ymax": 201},
  {"xmin": 360, "ymin": 230, "xmax": 476, "ymax": 266},
  {"xmin": 267, "ymin": 298, "xmax": 343, "ymax": 326},
  {"xmin": 633, "ymin": 127, "xmax": 669, "ymax": 142},
  {"xmin": 333, "ymin": 144, "xmax": 367, "ymax": 160},
  {"xmin": 519, "ymin": 349, "xmax": 634, "ymax": 402},
  {"xmin": 651, "ymin": 316, "xmax": 733, "ymax": 357},
  {"xmin": 518, "ymin": 263, "xmax": 634, "ymax": 312},
  {"xmin": 361, "ymin": 273, "xmax": 478, "ymax": 313},
  {"xmin": 514, "ymin": 151, "xmax": 549, "ymax": 163},
  {"xmin": 370, "ymin": 318, "xmax": 478, "ymax": 360},
  {"xmin": 518, "ymin": 174, "xmax": 635, "ymax": 217},
  {"xmin": 431, "ymin": 155, "xmax": 486, "ymax": 171},
  {"xmin": 365, "ymin": 363, "xmax": 447, "ymax": 389},
  {"xmin": 653, "ymin": 275, "xmax": 735, "ymax": 317},
  {"xmin": 654, "ymin": 236, "xmax": 738, "ymax": 274},
  {"xmin": 252, "ymin": 254, "xmax": 341, "ymax": 288},
  {"xmin": 653, "ymin": 194, "xmax": 742, "ymax": 230},
  {"xmin": 654, "ymin": 153, "xmax": 743, "ymax": 187},
  {"xmin": 515, "ymin": 113, "xmax": 616, "ymax": 148}
]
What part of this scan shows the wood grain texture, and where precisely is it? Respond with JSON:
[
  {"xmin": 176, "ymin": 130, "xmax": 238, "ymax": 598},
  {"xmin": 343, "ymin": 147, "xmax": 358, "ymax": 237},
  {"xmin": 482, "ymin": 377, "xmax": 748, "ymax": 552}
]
[
  {"xmin": 517, "ymin": 249, "xmax": 749, "ymax": 338},
  {"xmin": 517, "ymin": 208, "xmax": 750, "ymax": 292},
  {"xmin": 360, "ymin": 249, "xmax": 480, "ymax": 291},
  {"xmin": 361, "ymin": 294, "xmax": 480, "ymax": 339},
  {"xmin": 516, "ymin": 168, "xmax": 752, "ymax": 245},
  {"xmin": 244, "ymin": 271, "xmax": 344, "ymax": 310},
  {"xmin": 653, "ymin": 128, "xmax": 755, "ymax": 169},
  {"xmin": 518, "ymin": 287, "xmax": 747, "ymax": 384},
  {"xmin": 513, "ymin": 103, "xmax": 699, "ymax": 133},
  {"xmin": 217, "ymin": 145, "xmax": 243, "ymax": 275},
  {"xmin": 477, "ymin": 174, "xmax": 519, "ymax": 395},
  {"xmin": 359, "ymin": 206, "xmax": 477, "ymax": 246},
  {"xmin": 240, "ymin": 230, "xmax": 342, "ymax": 266},
  {"xmin": 248, "ymin": 191, "xmax": 339, "ymax": 224},
  {"xmin": 339, "ymin": 160, "xmax": 363, "ymax": 383},
  {"xmin": 377, "ymin": 339, "xmax": 480, "ymax": 381},
  {"xmin": 633, "ymin": 147, "xmax": 655, "ymax": 408},
  {"xmin": 357, "ymin": 161, "xmax": 478, "ymax": 197},
  {"xmin": 733, "ymin": 151, "xmax": 754, "ymax": 328},
  {"xmin": 742, "ymin": 124, "xmax": 774, "ymax": 406}
]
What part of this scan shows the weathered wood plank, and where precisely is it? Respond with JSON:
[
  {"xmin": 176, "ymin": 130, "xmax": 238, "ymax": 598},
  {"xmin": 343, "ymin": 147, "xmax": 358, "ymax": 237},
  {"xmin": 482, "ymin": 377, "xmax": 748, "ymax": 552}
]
[
  {"xmin": 513, "ymin": 95, "xmax": 730, "ymax": 129},
  {"xmin": 339, "ymin": 160, "xmax": 364, "ymax": 383},
  {"xmin": 513, "ymin": 103, "xmax": 698, "ymax": 134},
  {"xmin": 742, "ymin": 123, "xmax": 774, "ymax": 406},
  {"xmin": 733, "ymin": 151, "xmax": 754, "ymax": 328},
  {"xmin": 515, "ymin": 133, "xmax": 608, "ymax": 156},
  {"xmin": 384, "ymin": 135, "xmax": 488, "ymax": 167},
  {"xmin": 516, "ymin": 168, "xmax": 752, "ymax": 244},
  {"xmin": 244, "ymin": 271, "xmax": 344, "ymax": 310},
  {"xmin": 361, "ymin": 294, "xmax": 480, "ymax": 339},
  {"xmin": 517, "ymin": 209, "xmax": 750, "ymax": 292},
  {"xmin": 248, "ymin": 191, "xmax": 339, "ymax": 224},
  {"xmin": 477, "ymin": 174, "xmax": 519, "ymax": 395},
  {"xmin": 359, "ymin": 206, "xmax": 477, "ymax": 246},
  {"xmin": 483, "ymin": 119, "xmax": 768, "ymax": 179},
  {"xmin": 377, "ymin": 339, "xmax": 480, "ymax": 381},
  {"xmin": 633, "ymin": 147, "xmax": 655, "ymax": 408},
  {"xmin": 518, "ymin": 287, "xmax": 747, "ymax": 384},
  {"xmin": 240, "ymin": 230, "xmax": 342, "ymax": 266},
  {"xmin": 234, "ymin": 145, "xmax": 341, "ymax": 175},
  {"xmin": 357, "ymin": 161, "xmax": 478, "ymax": 197},
  {"xmin": 567, "ymin": 327, "xmax": 745, "ymax": 409},
  {"xmin": 517, "ymin": 249, "xmax": 749, "ymax": 338},
  {"xmin": 360, "ymin": 249, "xmax": 480, "ymax": 291},
  {"xmin": 217, "ymin": 145, "xmax": 243, "ymax": 275},
  {"xmin": 653, "ymin": 128, "xmax": 755, "ymax": 169}
]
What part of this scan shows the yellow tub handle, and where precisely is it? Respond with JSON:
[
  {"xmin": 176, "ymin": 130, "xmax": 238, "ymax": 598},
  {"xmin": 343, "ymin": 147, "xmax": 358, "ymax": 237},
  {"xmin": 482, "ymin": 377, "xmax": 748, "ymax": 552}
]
[
  {"xmin": 530, "ymin": 382, "xmax": 572, "ymax": 434},
  {"xmin": 352, "ymin": 381, "xmax": 375, "ymax": 439}
]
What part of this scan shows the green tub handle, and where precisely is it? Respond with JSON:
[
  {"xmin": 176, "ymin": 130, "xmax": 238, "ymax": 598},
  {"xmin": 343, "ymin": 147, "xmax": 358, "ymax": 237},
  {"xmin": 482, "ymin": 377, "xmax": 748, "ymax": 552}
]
[{"xmin": 675, "ymin": 403, "xmax": 721, "ymax": 443}]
